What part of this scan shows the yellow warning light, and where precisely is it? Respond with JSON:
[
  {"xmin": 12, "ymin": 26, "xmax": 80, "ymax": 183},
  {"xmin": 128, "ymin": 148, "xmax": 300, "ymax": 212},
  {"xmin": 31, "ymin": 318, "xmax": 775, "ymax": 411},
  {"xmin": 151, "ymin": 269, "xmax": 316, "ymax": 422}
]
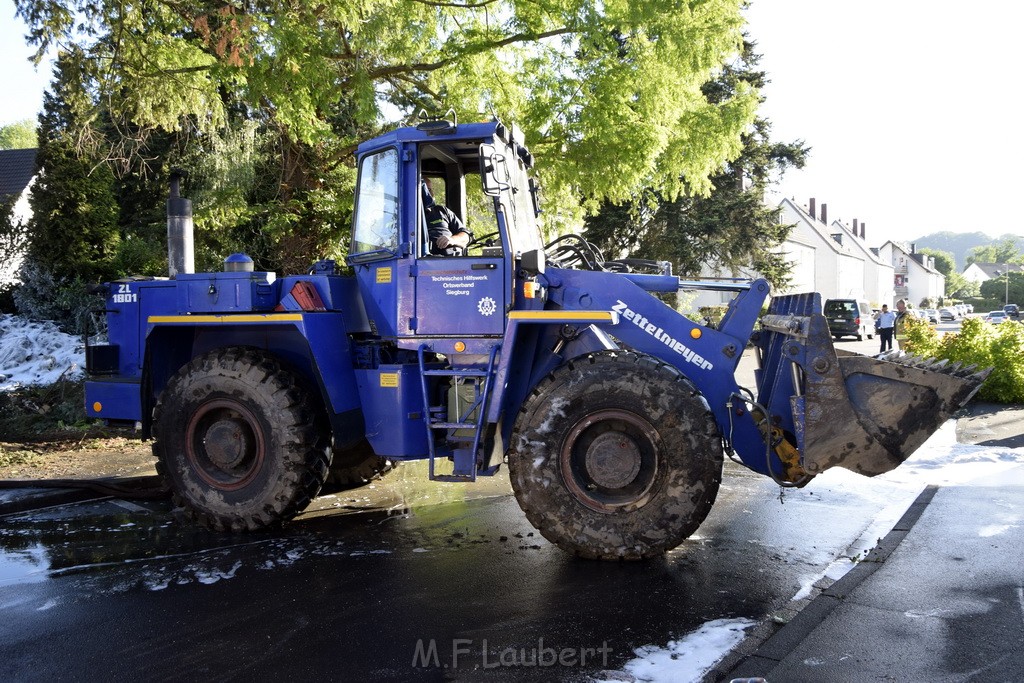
[
  {"xmin": 92, "ymin": 402, "xmax": 103, "ymax": 413},
  {"xmin": 454, "ymin": 341, "xmax": 467, "ymax": 353},
  {"xmin": 690, "ymin": 328, "xmax": 702, "ymax": 340},
  {"xmin": 524, "ymin": 282, "xmax": 536, "ymax": 298}
]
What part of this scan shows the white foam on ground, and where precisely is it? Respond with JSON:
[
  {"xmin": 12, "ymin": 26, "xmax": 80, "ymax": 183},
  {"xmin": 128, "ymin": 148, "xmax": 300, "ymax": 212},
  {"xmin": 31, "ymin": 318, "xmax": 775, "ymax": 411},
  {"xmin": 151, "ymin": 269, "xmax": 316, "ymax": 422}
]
[{"xmin": 0, "ymin": 314, "xmax": 85, "ymax": 390}]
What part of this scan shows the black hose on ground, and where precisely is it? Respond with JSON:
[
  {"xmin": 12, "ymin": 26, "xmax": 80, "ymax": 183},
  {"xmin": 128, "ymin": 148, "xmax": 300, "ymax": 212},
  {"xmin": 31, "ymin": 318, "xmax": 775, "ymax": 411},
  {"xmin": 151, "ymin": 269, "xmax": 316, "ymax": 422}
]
[{"xmin": 0, "ymin": 476, "xmax": 170, "ymax": 500}]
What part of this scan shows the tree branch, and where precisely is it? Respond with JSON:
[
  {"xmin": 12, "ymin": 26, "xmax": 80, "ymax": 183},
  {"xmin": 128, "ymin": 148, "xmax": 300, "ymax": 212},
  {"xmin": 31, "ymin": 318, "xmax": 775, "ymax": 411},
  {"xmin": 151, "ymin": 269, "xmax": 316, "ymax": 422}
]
[
  {"xmin": 363, "ymin": 26, "xmax": 573, "ymax": 79},
  {"xmin": 409, "ymin": 0, "xmax": 500, "ymax": 7}
]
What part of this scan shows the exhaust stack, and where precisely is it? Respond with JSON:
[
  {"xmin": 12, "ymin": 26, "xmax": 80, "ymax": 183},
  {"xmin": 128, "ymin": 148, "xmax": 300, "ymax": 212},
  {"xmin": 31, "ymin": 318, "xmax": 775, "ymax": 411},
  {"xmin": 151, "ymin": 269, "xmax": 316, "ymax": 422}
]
[{"xmin": 167, "ymin": 170, "xmax": 194, "ymax": 278}]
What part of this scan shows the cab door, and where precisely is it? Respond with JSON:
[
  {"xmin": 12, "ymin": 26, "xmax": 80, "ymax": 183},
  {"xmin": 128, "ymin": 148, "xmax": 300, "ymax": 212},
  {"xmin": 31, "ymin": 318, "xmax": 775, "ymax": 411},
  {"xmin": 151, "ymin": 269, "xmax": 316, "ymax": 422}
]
[
  {"xmin": 412, "ymin": 256, "xmax": 506, "ymax": 337},
  {"xmin": 411, "ymin": 159, "xmax": 507, "ymax": 338}
]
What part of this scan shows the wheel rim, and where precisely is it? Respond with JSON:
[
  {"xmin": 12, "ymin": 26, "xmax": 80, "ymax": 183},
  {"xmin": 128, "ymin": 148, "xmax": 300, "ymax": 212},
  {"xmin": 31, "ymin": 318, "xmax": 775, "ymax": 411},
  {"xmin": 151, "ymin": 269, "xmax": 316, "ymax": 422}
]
[
  {"xmin": 559, "ymin": 409, "xmax": 660, "ymax": 512},
  {"xmin": 186, "ymin": 398, "xmax": 266, "ymax": 490}
]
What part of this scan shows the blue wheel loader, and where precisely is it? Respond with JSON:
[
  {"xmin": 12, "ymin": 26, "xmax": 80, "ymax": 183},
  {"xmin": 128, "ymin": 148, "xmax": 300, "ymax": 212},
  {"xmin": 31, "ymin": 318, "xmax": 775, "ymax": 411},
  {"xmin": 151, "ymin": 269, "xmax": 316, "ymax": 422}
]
[{"xmin": 84, "ymin": 118, "xmax": 987, "ymax": 560}]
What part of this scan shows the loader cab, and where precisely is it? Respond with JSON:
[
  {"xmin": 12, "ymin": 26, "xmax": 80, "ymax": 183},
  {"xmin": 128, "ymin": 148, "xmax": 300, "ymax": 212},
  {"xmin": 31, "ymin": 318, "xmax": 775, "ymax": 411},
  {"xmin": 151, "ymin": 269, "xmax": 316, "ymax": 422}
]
[{"xmin": 348, "ymin": 120, "xmax": 543, "ymax": 351}]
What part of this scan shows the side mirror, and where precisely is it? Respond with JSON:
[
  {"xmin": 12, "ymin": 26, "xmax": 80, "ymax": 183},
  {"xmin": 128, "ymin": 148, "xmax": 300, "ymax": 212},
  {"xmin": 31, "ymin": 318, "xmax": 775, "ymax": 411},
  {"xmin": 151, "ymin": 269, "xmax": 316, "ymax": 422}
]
[{"xmin": 479, "ymin": 144, "xmax": 510, "ymax": 196}]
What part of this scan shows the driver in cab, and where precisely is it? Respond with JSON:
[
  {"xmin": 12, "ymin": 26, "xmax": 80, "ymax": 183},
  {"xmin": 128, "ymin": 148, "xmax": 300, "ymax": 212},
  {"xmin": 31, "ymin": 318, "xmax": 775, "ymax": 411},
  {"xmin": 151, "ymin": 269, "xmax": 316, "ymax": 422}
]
[{"xmin": 422, "ymin": 178, "xmax": 472, "ymax": 256}]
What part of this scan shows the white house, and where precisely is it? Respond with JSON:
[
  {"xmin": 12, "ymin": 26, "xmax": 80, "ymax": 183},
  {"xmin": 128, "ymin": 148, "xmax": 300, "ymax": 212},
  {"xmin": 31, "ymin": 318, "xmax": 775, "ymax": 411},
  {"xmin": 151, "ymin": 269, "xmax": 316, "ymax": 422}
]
[
  {"xmin": 829, "ymin": 217, "xmax": 894, "ymax": 307},
  {"xmin": 963, "ymin": 261, "xmax": 1024, "ymax": 284},
  {"xmin": 877, "ymin": 241, "xmax": 945, "ymax": 307},
  {"xmin": 778, "ymin": 197, "xmax": 865, "ymax": 300},
  {"xmin": 683, "ymin": 196, "xmax": 898, "ymax": 314},
  {"xmin": 0, "ymin": 148, "xmax": 38, "ymax": 284}
]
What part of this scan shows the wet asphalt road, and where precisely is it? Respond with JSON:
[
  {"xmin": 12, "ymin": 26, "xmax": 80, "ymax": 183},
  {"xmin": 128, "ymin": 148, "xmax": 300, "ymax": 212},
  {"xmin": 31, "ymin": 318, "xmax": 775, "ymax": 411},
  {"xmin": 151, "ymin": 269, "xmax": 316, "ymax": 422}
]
[
  {"xmin": 0, "ymin": 453, "xmax": 921, "ymax": 682},
  {"xmin": 0, "ymin": 334, "xmax": 937, "ymax": 681}
]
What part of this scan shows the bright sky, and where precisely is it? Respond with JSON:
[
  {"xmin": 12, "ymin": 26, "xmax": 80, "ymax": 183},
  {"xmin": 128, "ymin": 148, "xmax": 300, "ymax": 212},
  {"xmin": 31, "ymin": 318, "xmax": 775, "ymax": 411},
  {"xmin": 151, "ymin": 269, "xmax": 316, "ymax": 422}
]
[
  {"xmin": 744, "ymin": 0, "xmax": 1024, "ymax": 244},
  {"xmin": 3, "ymin": 2, "xmax": 1023, "ymax": 245},
  {"xmin": 1, "ymin": 9, "xmax": 52, "ymax": 128}
]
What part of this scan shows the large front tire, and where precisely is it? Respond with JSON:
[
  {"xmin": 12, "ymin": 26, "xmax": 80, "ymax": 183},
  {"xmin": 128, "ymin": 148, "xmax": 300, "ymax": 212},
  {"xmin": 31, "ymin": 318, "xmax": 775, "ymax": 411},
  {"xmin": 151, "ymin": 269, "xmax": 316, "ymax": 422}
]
[
  {"xmin": 153, "ymin": 348, "xmax": 330, "ymax": 532},
  {"xmin": 507, "ymin": 351, "xmax": 723, "ymax": 560}
]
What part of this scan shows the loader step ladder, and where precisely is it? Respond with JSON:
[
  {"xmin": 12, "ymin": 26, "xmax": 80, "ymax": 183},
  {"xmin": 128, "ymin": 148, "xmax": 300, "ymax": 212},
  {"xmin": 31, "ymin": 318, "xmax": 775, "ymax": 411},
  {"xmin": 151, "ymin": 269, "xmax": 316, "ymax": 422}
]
[{"xmin": 417, "ymin": 344, "xmax": 500, "ymax": 482}]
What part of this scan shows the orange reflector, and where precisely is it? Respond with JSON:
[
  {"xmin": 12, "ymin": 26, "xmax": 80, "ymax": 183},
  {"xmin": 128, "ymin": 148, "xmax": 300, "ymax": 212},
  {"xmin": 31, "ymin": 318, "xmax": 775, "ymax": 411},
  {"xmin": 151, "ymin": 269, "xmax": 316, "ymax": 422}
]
[
  {"xmin": 454, "ymin": 341, "xmax": 466, "ymax": 353},
  {"xmin": 690, "ymin": 328, "xmax": 702, "ymax": 339},
  {"xmin": 523, "ymin": 282, "xmax": 536, "ymax": 298},
  {"xmin": 92, "ymin": 402, "xmax": 103, "ymax": 413}
]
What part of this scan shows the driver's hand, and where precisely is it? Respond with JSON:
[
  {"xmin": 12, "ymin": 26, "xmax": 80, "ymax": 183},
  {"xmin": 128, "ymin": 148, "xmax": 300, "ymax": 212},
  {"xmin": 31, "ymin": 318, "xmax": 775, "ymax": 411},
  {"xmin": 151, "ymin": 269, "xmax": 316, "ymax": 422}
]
[{"xmin": 435, "ymin": 235, "xmax": 450, "ymax": 249}]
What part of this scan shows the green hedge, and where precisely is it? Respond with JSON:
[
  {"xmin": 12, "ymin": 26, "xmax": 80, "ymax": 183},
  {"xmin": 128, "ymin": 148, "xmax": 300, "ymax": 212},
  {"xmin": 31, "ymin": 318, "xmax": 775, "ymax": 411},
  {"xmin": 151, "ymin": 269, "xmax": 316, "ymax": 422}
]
[{"xmin": 902, "ymin": 316, "xmax": 1024, "ymax": 403}]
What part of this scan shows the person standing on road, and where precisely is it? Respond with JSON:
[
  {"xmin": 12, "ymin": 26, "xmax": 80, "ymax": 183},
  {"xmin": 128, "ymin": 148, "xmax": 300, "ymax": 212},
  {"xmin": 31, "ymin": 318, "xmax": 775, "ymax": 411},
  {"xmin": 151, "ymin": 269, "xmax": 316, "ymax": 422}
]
[
  {"xmin": 876, "ymin": 304, "xmax": 896, "ymax": 352},
  {"xmin": 894, "ymin": 299, "xmax": 910, "ymax": 350}
]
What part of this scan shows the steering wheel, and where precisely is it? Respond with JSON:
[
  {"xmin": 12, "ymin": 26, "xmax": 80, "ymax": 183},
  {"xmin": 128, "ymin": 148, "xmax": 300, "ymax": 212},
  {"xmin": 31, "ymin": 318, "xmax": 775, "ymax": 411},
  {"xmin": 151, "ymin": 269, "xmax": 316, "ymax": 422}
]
[{"xmin": 470, "ymin": 231, "xmax": 500, "ymax": 247}]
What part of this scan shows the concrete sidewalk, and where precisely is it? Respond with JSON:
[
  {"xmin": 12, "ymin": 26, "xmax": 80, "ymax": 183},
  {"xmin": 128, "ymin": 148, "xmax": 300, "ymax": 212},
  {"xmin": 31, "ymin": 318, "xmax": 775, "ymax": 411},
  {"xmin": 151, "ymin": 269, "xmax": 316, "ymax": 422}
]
[{"xmin": 714, "ymin": 401, "xmax": 1024, "ymax": 682}]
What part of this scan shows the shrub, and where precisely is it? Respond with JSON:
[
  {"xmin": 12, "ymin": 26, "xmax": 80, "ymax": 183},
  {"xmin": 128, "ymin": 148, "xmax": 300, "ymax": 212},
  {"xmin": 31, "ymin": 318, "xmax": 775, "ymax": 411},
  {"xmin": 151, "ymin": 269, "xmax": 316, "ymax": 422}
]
[
  {"xmin": 12, "ymin": 260, "xmax": 103, "ymax": 335},
  {"xmin": 698, "ymin": 305, "xmax": 730, "ymax": 327},
  {"xmin": 907, "ymin": 317, "xmax": 1024, "ymax": 404},
  {"xmin": 901, "ymin": 315, "xmax": 942, "ymax": 358},
  {"xmin": 0, "ymin": 281, "xmax": 17, "ymax": 313},
  {"xmin": 0, "ymin": 378, "xmax": 94, "ymax": 441}
]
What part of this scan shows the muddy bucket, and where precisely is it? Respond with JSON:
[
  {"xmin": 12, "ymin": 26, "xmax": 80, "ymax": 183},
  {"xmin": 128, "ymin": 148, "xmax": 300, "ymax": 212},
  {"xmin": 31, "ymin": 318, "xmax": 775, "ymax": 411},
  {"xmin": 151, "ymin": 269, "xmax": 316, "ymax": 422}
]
[{"xmin": 761, "ymin": 298, "xmax": 990, "ymax": 478}]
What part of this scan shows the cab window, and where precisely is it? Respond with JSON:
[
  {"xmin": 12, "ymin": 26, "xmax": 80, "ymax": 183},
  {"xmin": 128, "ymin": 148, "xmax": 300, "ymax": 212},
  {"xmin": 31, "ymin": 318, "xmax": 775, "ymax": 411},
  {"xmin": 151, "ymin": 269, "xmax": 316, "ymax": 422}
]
[{"xmin": 352, "ymin": 148, "xmax": 400, "ymax": 255}]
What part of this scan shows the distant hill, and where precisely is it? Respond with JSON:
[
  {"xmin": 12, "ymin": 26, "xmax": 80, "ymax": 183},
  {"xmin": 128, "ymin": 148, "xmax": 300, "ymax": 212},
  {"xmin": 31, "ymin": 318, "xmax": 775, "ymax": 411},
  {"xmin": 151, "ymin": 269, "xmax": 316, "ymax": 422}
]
[{"xmin": 912, "ymin": 232, "xmax": 1024, "ymax": 271}]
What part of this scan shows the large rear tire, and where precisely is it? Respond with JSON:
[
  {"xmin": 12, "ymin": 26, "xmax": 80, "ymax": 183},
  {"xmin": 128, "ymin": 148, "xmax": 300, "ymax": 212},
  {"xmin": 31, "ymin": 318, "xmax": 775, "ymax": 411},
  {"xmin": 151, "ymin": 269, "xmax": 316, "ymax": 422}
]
[
  {"xmin": 507, "ymin": 351, "xmax": 723, "ymax": 560},
  {"xmin": 153, "ymin": 348, "xmax": 330, "ymax": 532}
]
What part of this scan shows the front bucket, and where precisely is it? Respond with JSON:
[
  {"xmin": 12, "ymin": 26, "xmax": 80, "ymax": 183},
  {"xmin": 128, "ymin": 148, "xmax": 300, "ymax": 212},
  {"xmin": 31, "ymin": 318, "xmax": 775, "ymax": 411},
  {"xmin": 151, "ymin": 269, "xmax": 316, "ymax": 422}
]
[{"xmin": 791, "ymin": 320, "xmax": 990, "ymax": 477}]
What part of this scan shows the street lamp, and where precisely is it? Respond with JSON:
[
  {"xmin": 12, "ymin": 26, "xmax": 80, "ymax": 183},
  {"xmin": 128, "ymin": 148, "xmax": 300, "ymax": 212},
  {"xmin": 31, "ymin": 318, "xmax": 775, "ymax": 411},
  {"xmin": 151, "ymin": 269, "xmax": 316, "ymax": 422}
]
[{"xmin": 996, "ymin": 266, "xmax": 1010, "ymax": 306}]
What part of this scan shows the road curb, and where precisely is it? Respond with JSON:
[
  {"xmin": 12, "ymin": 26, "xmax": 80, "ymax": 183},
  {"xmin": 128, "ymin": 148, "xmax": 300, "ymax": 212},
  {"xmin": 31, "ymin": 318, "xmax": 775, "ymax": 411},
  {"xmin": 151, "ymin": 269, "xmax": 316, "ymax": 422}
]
[{"xmin": 713, "ymin": 484, "xmax": 939, "ymax": 681}]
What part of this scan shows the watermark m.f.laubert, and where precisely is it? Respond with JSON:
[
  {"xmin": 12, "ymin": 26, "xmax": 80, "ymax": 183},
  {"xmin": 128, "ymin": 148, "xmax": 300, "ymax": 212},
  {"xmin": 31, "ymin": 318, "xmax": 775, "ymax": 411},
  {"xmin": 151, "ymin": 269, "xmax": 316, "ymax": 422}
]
[{"xmin": 412, "ymin": 638, "xmax": 612, "ymax": 669}]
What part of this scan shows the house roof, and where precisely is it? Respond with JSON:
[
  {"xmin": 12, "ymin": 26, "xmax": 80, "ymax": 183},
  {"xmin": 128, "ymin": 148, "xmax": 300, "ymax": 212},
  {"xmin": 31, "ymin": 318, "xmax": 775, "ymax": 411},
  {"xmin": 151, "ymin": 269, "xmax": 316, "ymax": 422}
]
[
  {"xmin": 0, "ymin": 148, "xmax": 38, "ymax": 200},
  {"xmin": 831, "ymin": 219, "xmax": 887, "ymax": 266},
  {"xmin": 780, "ymin": 198, "xmax": 860, "ymax": 258},
  {"xmin": 966, "ymin": 262, "xmax": 1024, "ymax": 278},
  {"xmin": 880, "ymin": 240, "xmax": 944, "ymax": 276}
]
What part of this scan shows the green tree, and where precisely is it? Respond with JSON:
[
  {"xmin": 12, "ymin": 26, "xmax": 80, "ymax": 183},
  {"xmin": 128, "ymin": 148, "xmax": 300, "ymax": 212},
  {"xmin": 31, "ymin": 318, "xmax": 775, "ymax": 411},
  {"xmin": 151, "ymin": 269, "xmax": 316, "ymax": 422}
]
[
  {"xmin": 980, "ymin": 271, "xmax": 1024, "ymax": 306},
  {"xmin": 919, "ymin": 247, "xmax": 968, "ymax": 298},
  {"xmin": 24, "ymin": 54, "xmax": 120, "ymax": 283},
  {"xmin": 0, "ymin": 119, "xmax": 37, "ymax": 149},
  {"xmin": 581, "ymin": 40, "xmax": 808, "ymax": 286},
  {"xmin": 966, "ymin": 238, "xmax": 1022, "ymax": 266},
  {"xmin": 15, "ymin": 0, "xmax": 758, "ymax": 262}
]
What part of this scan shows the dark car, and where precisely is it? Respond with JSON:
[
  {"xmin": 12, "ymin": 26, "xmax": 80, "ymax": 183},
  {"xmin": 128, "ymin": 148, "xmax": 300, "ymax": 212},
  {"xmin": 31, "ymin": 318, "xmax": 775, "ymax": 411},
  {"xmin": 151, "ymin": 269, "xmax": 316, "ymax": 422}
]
[
  {"xmin": 823, "ymin": 298, "xmax": 874, "ymax": 340},
  {"xmin": 1004, "ymin": 304, "xmax": 1019, "ymax": 319}
]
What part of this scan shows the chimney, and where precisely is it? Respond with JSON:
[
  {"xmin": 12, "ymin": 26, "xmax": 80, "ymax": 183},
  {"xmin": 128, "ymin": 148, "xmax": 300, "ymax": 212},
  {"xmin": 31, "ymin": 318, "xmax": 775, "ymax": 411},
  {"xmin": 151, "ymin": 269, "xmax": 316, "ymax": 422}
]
[
  {"xmin": 861, "ymin": 222, "xmax": 866, "ymax": 239},
  {"xmin": 167, "ymin": 170, "xmax": 195, "ymax": 278},
  {"xmin": 820, "ymin": 203, "xmax": 828, "ymax": 225},
  {"xmin": 910, "ymin": 242, "xmax": 916, "ymax": 254},
  {"xmin": 853, "ymin": 218, "xmax": 859, "ymax": 237},
  {"xmin": 809, "ymin": 198, "xmax": 816, "ymax": 220}
]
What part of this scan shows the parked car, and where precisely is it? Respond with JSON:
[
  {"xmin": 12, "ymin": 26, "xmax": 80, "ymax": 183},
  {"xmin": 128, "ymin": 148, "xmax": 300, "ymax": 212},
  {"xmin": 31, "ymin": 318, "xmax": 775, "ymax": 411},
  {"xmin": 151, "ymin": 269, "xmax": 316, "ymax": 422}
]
[
  {"xmin": 984, "ymin": 310, "xmax": 1008, "ymax": 324},
  {"xmin": 924, "ymin": 309, "xmax": 939, "ymax": 324},
  {"xmin": 823, "ymin": 298, "xmax": 874, "ymax": 340},
  {"xmin": 938, "ymin": 307, "xmax": 957, "ymax": 321},
  {"xmin": 1004, "ymin": 304, "xmax": 1019, "ymax": 319},
  {"xmin": 965, "ymin": 303, "xmax": 974, "ymax": 314}
]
